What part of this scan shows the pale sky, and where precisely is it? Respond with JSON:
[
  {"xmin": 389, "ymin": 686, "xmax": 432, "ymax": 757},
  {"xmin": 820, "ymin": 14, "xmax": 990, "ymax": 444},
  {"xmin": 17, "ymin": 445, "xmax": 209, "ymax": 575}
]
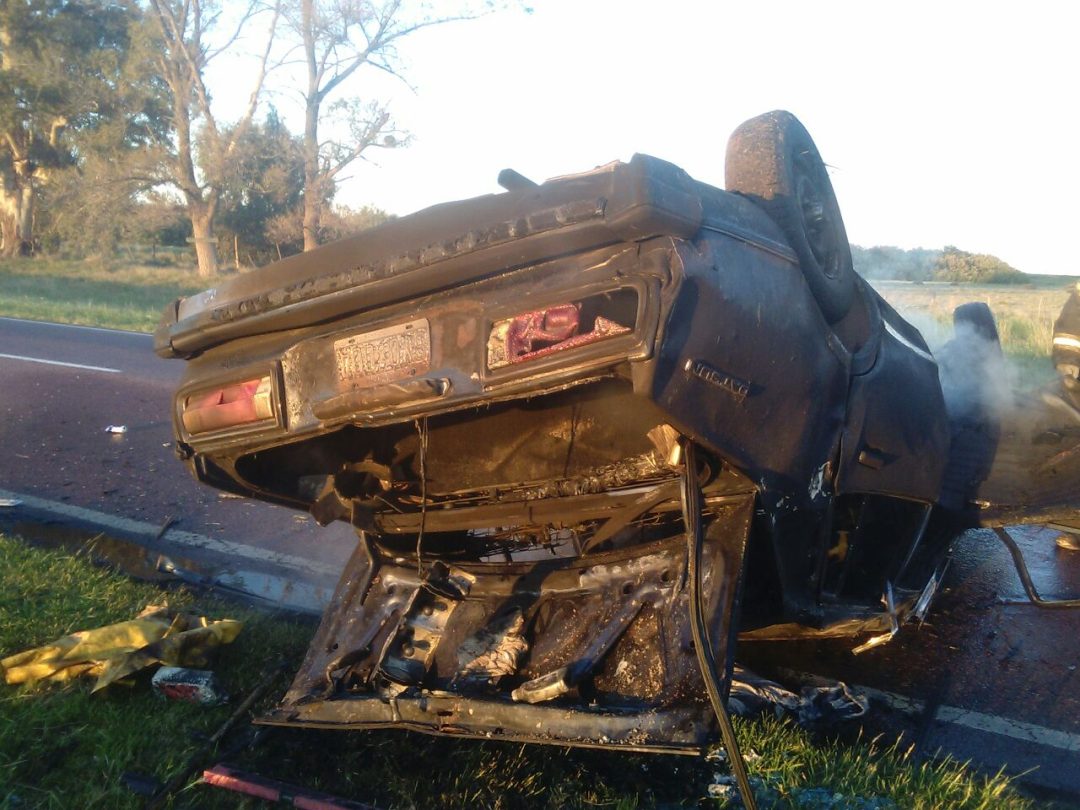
[{"xmin": 244, "ymin": 1, "xmax": 1079, "ymax": 276}]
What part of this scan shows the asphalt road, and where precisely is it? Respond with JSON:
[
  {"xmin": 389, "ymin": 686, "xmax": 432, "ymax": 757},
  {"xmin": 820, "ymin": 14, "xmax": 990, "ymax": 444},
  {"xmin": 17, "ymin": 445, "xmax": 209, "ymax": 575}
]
[
  {"xmin": 740, "ymin": 523, "xmax": 1080, "ymax": 800},
  {"xmin": 1, "ymin": 316, "xmax": 1078, "ymax": 802},
  {"xmin": 0, "ymin": 317, "xmax": 357, "ymax": 604}
]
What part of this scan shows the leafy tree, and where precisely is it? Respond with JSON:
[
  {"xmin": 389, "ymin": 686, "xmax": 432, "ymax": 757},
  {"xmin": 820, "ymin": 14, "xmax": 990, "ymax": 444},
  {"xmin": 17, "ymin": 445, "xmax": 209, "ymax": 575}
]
[
  {"xmin": 282, "ymin": 0, "xmax": 486, "ymax": 251},
  {"xmin": 320, "ymin": 203, "xmax": 393, "ymax": 241},
  {"xmin": 216, "ymin": 109, "xmax": 306, "ymax": 267},
  {"xmin": 263, "ymin": 207, "xmax": 303, "ymax": 257},
  {"xmin": 32, "ymin": 9, "xmax": 173, "ymax": 258},
  {"xmin": 0, "ymin": 0, "xmax": 137, "ymax": 257},
  {"xmin": 126, "ymin": 196, "xmax": 192, "ymax": 253},
  {"xmin": 265, "ymin": 201, "xmax": 391, "ymax": 261},
  {"xmin": 933, "ymin": 245, "xmax": 1026, "ymax": 284}
]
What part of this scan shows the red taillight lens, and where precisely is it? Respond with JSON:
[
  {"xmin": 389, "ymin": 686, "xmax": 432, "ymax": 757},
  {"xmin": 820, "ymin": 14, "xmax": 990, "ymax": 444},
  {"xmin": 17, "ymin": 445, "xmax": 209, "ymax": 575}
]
[
  {"xmin": 182, "ymin": 376, "xmax": 274, "ymax": 435},
  {"xmin": 487, "ymin": 290, "xmax": 636, "ymax": 370}
]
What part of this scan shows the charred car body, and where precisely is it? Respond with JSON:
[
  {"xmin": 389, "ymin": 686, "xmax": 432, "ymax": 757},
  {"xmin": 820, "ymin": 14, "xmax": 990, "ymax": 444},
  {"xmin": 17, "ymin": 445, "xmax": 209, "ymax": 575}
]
[{"xmin": 156, "ymin": 112, "xmax": 1054, "ymax": 753}]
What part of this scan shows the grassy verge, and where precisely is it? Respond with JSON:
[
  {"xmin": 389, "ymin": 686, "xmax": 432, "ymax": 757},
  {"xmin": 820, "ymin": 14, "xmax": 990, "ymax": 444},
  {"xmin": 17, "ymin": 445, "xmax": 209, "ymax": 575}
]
[
  {"xmin": 0, "ymin": 534, "xmax": 313, "ymax": 809},
  {"xmin": 0, "ymin": 534, "xmax": 1031, "ymax": 809},
  {"xmin": 873, "ymin": 280, "xmax": 1072, "ymax": 391},
  {"xmin": 0, "ymin": 257, "xmax": 210, "ymax": 333}
]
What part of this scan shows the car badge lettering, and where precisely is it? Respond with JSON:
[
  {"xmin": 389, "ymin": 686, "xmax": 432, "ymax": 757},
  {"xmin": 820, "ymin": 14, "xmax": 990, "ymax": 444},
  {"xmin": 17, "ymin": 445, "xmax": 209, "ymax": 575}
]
[{"xmin": 684, "ymin": 358, "xmax": 751, "ymax": 404}]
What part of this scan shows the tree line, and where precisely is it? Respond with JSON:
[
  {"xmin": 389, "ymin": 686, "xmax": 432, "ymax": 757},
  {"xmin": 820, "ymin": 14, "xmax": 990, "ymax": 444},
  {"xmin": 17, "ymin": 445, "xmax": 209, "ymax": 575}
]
[
  {"xmin": 852, "ymin": 244, "xmax": 1027, "ymax": 284},
  {"xmin": 0, "ymin": 0, "xmax": 485, "ymax": 276}
]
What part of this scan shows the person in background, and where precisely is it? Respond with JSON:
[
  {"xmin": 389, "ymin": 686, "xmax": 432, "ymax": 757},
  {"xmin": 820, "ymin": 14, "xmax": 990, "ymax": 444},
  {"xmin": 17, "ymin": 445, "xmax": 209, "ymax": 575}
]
[
  {"xmin": 1052, "ymin": 282, "xmax": 1080, "ymax": 409},
  {"xmin": 1050, "ymin": 282, "xmax": 1080, "ymax": 551}
]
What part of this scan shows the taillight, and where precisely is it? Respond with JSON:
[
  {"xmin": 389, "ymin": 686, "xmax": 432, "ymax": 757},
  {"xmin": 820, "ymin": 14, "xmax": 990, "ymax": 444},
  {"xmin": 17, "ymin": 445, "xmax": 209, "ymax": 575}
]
[
  {"xmin": 181, "ymin": 376, "xmax": 274, "ymax": 435},
  {"xmin": 487, "ymin": 289, "xmax": 636, "ymax": 370}
]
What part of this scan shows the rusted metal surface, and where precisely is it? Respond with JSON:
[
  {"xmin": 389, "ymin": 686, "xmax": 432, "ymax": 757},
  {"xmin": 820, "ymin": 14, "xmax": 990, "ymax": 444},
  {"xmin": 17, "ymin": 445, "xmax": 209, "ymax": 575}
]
[
  {"xmin": 260, "ymin": 497, "xmax": 751, "ymax": 752},
  {"xmin": 260, "ymin": 498, "xmax": 751, "ymax": 760}
]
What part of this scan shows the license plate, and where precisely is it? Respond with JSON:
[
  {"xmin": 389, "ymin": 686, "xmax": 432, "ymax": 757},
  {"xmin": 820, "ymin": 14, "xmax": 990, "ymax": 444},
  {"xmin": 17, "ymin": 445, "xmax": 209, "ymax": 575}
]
[{"xmin": 334, "ymin": 319, "xmax": 431, "ymax": 388}]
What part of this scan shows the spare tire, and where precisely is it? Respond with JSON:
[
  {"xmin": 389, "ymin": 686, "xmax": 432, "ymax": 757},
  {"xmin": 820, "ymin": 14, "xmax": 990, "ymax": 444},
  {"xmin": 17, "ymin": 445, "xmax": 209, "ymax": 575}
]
[{"xmin": 725, "ymin": 111, "xmax": 855, "ymax": 322}]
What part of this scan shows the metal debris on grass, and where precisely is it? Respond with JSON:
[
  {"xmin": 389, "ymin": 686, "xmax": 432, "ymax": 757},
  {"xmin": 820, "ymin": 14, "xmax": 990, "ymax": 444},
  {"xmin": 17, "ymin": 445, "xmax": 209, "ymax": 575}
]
[
  {"xmin": 728, "ymin": 665, "xmax": 868, "ymax": 726},
  {"xmin": 152, "ymin": 666, "xmax": 230, "ymax": 705},
  {"xmin": 202, "ymin": 764, "xmax": 376, "ymax": 809},
  {"xmin": 144, "ymin": 662, "xmax": 287, "ymax": 809}
]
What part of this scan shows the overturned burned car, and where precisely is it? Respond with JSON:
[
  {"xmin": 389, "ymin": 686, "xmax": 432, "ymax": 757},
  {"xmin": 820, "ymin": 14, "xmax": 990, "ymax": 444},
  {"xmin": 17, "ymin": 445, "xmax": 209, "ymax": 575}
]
[{"xmin": 155, "ymin": 112, "xmax": 1054, "ymax": 754}]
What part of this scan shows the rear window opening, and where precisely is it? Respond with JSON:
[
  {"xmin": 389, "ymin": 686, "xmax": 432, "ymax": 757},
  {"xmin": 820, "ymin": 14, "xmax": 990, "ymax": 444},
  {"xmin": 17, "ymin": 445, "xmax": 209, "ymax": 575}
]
[{"xmin": 487, "ymin": 288, "xmax": 638, "ymax": 369}]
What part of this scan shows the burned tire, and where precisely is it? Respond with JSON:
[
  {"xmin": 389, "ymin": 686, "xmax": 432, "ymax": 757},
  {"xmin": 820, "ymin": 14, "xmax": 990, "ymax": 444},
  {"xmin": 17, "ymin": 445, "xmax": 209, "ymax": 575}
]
[
  {"xmin": 954, "ymin": 301, "xmax": 1001, "ymax": 345},
  {"xmin": 941, "ymin": 301, "xmax": 1004, "ymax": 424},
  {"xmin": 725, "ymin": 111, "xmax": 855, "ymax": 322},
  {"xmin": 938, "ymin": 302, "xmax": 1003, "ymax": 511}
]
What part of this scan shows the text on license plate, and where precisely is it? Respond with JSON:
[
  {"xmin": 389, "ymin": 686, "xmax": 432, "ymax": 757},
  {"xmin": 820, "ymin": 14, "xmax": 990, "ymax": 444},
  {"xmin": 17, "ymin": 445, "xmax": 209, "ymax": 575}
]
[{"xmin": 333, "ymin": 319, "xmax": 431, "ymax": 388}]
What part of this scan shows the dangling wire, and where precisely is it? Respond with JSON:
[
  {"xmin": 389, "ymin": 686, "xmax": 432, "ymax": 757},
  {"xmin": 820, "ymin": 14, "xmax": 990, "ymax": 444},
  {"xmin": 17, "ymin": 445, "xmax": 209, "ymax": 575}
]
[
  {"xmin": 415, "ymin": 417, "xmax": 429, "ymax": 577},
  {"xmin": 681, "ymin": 439, "xmax": 758, "ymax": 810}
]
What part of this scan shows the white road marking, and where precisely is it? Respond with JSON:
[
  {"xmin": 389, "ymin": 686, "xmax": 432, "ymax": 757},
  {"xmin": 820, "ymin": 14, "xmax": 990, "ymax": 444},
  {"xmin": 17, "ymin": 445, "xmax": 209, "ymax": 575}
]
[
  {"xmin": 0, "ymin": 487, "xmax": 341, "ymax": 581},
  {"xmin": 0, "ymin": 352, "xmax": 122, "ymax": 374},
  {"xmin": 0, "ymin": 316, "xmax": 150, "ymax": 337},
  {"xmin": 779, "ymin": 667, "xmax": 1080, "ymax": 754},
  {"xmin": 858, "ymin": 684, "xmax": 1080, "ymax": 754}
]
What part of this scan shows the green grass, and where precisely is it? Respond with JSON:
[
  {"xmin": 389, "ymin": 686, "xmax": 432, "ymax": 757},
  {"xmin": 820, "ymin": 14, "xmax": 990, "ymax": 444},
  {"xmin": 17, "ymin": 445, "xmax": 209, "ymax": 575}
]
[
  {"xmin": 0, "ymin": 257, "xmax": 211, "ymax": 332},
  {"xmin": 730, "ymin": 718, "xmax": 1025, "ymax": 810},
  {"xmin": 873, "ymin": 280, "xmax": 1072, "ymax": 391},
  {"xmin": 0, "ymin": 534, "xmax": 1033, "ymax": 809},
  {"xmin": 0, "ymin": 534, "xmax": 313, "ymax": 808},
  {"xmin": 218, "ymin": 716, "xmax": 1030, "ymax": 810}
]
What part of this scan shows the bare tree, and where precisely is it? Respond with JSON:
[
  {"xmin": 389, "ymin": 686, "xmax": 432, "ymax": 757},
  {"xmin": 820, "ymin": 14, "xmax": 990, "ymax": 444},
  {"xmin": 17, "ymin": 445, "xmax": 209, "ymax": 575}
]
[
  {"xmin": 148, "ymin": 0, "xmax": 280, "ymax": 277},
  {"xmin": 287, "ymin": 0, "xmax": 484, "ymax": 251}
]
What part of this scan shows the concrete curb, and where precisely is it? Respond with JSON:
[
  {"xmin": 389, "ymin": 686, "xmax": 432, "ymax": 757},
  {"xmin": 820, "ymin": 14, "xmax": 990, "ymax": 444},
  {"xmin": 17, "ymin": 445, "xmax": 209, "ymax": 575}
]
[{"xmin": 0, "ymin": 487, "xmax": 342, "ymax": 615}]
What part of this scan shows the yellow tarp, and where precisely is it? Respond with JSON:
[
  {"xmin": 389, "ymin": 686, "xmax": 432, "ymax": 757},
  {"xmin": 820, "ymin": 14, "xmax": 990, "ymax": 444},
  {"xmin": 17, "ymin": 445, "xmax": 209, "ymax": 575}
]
[{"xmin": 1, "ymin": 605, "xmax": 242, "ymax": 691}]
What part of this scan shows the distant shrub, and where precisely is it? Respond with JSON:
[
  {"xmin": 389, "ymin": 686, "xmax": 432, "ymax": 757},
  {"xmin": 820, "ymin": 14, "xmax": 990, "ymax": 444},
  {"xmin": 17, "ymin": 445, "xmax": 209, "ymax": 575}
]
[{"xmin": 933, "ymin": 245, "xmax": 1026, "ymax": 284}]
